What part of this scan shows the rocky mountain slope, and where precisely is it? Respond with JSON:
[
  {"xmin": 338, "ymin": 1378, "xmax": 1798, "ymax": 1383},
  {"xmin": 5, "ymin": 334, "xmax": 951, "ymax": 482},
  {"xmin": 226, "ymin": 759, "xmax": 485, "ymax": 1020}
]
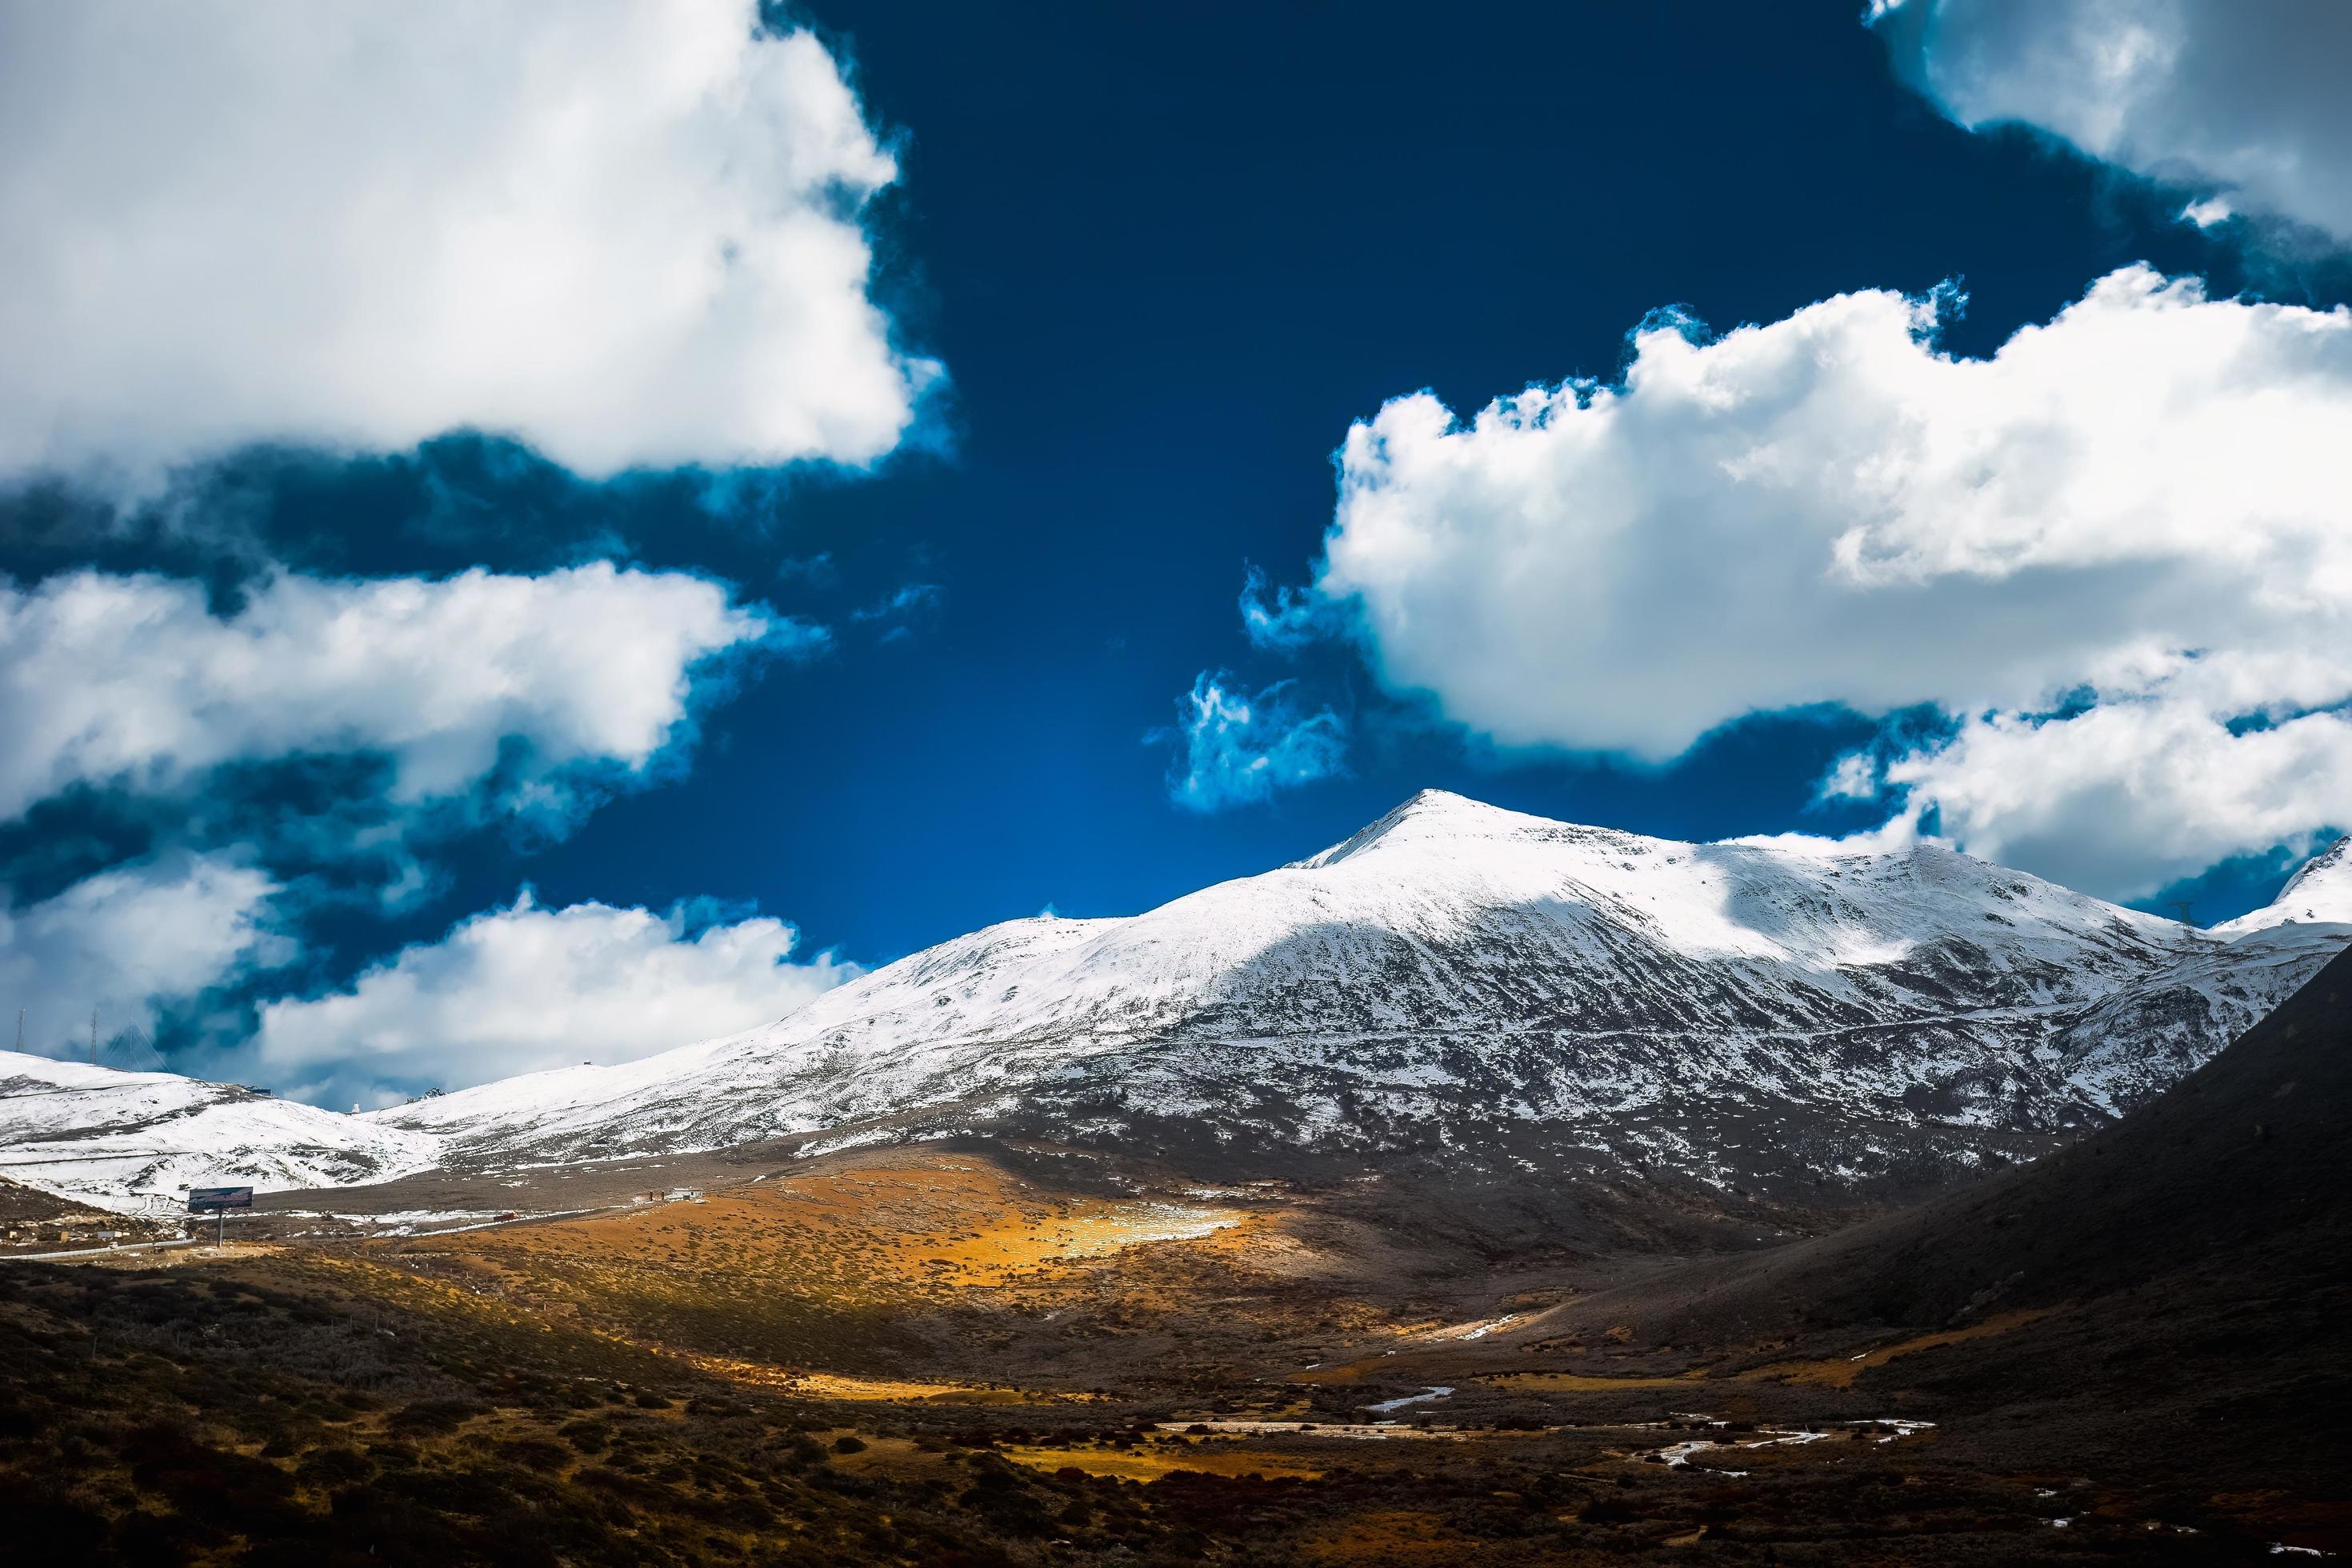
[
  {"xmin": 374, "ymin": 791, "xmax": 2351, "ymax": 1203},
  {"xmin": 1530, "ymin": 939, "xmax": 2352, "ymax": 1341}
]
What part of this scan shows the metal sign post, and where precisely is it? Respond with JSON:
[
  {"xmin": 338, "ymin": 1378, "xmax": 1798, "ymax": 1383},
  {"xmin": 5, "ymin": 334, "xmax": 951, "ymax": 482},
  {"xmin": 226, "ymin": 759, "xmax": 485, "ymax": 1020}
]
[{"xmin": 186, "ymin": 1186, "xmax": 254, "ymax": 1249}]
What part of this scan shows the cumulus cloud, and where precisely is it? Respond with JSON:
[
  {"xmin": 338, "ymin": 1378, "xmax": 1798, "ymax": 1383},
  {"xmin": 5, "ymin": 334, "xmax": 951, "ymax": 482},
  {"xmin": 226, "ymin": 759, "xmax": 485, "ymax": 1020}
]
[
  {"xmin": 1295, "ymin": 266, "xmax": 2352, "ymax": 898},
  {"xmin": 0, "ymin": 0, "xmax": 936, "ymax": 488},
  {"xmin": 251, "ymin": 894, "xmax": 856, "ymax": 1103},
  {"xmin": 1, "ymin": 855, "xmax": 288, "ymax": 1059},
  {"xmin": 1161, "ymin": 673, "xmax": 1346, "ymax": 813},
  {"xmin": 0, "ymin": 562, "xmax": 803, "ymax": 826},
  {"xmin": 1885, "ymin": 702, "xmax": 2352, "ymax": 896},
  {"xmin": 1874, "ymin": 0, "xmax": 2352, "ymax": 244}
]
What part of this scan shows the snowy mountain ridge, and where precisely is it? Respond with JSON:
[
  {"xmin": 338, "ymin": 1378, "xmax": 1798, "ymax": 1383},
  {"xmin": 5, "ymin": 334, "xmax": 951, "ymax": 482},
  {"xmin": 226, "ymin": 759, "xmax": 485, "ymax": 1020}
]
[
  {"xmin": 0, "ymin": 1052, "xmax": 440, "ymax": 1215},
  {"xmin": 2217, "ymin": 832, "xmax": 2352, "ymax": 934},
  {"xmin": 375, "ymin": 791, "xmax": 2350, "ymax": 1198},
  {"xmin": 6, "ymin": 792, "xmax": 2347, "ymax": 1213}
]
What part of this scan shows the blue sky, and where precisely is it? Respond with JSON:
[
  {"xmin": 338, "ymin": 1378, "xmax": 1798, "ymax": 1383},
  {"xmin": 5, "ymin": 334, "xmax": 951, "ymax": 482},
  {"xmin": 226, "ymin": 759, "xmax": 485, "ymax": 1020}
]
[{"xmin": 2, "ymin": 0, "xmax": 2350, "ymax": 1104}]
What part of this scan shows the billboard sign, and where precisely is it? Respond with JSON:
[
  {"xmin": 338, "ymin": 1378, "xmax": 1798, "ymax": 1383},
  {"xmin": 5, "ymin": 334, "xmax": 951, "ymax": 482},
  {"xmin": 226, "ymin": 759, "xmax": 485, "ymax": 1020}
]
[{"xmin": 186, "ymin": 1186, "xmax": 254, "ymax": 1213}]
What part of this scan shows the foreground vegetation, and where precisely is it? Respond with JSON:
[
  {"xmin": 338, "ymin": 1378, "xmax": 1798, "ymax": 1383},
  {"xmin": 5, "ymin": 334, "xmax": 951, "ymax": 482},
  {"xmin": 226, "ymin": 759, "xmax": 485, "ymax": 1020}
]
[{"xmin": 2, "ymin": 1178, "xmax": 2331, "ymax": 1564}]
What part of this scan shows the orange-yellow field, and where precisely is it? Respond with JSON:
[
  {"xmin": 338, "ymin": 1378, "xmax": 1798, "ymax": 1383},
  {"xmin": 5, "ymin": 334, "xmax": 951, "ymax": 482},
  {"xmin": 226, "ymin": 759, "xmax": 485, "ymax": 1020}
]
[{"xmin": 355, "ymin": 1151, "xmax": 1369, "ymax": 1396}]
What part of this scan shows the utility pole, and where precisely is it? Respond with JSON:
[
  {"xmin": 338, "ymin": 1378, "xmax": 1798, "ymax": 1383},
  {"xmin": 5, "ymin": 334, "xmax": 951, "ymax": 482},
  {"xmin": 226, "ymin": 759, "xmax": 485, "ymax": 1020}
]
[
  {"xmin": 14, "ymin": 1008, "xmax": 22, "ymax": 1054},
  {"xmin": 90, "ymin": 1006, "xmax": 98, "ymax": 1067},
  {"xmin": 2167, "ymin": 899, "xmax": 2195, "ymax": 926}
]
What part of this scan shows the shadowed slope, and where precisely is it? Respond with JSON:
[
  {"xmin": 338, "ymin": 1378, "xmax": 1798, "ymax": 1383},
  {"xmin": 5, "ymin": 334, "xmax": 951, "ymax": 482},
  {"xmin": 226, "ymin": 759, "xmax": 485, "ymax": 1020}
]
[
  {"xmin": 1503, "ymin": 946, "xmax": 2352, "ymax": 1515},
  {"xmin": 1542, "ymin": 944, "xmax": 2350, "ymax": 1341}
]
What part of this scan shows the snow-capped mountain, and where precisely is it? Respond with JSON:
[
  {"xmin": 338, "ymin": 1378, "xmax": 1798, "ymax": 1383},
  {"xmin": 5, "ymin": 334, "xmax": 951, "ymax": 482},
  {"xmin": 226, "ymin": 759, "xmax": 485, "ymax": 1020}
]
[
  {"xmin": 6, "ymin": 793, "xmax": 2342, "ymax": 1213},
  {"xmin": 2216, "ymin": 834, "xmax": 2352, "ymax": 933},
  {"xmin": 372, "ymin": 792, "xmax": 2352, "ymax": 1198},
  {"xmin": 0, "ymin": 1052, "xmax": 441, "ymax": 1215},
  {"xmin": 2047, "ymin": 837, "xmax": 2352, "ymax": 1111}
]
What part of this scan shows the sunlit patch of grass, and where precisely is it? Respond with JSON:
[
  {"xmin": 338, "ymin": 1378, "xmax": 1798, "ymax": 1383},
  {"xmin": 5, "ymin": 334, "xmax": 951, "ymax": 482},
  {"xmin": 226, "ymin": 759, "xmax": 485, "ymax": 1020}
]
[
  {"xmin": 358, "ymin": 1151, "xmax": 1311, "ymax": 1390},
  {"xmin": 674, "ymin": 1356, "xmax": 1086, "ymax": 1404},
  {"xmin": 1738, "ymin": 1307, "xmax": 2057, "ymax": 1389},
  {"xmin": 1002, "ymin": 1439, "xmax": 1324, "ymax": 1482}
]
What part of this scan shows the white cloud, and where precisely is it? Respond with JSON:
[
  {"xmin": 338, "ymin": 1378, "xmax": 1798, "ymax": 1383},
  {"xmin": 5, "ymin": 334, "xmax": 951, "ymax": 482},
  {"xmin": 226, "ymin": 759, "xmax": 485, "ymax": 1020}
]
[
  {"xmin": 0, "ymin": 0, "xmax": 935, "ymax": 487},
  {"xmin": 1302, "ymin": 266, "xmax": 2352, "ymax": 898},
  {"xmin": 1161, "ymin": 672, "xmax": 1346, "ymax": 814},
  {"xmin": 1876, "ymin": 0, "xmax": 2352, "ymax": 243},
  {"xmin": 1, "ymin": 855, "xmax": 288, "ymax": 1058},
  {"xmin": 252, "ymin": 894, "xmax": 856, "ymax": 1102},
  {"xmin": 1816, "ymin": 751, "xmax": 1882, "ymax": 803},
  {"xmin": 0, "ymin": 562, "xmax": 801, "ymax": 825},
  {"xmin": 1885, "ymin": 701, "xmax": 2352, "ymax": 896},
  {"xmin": 0, "ymin": 563, "xmax": 814, "ymax": 1071}
]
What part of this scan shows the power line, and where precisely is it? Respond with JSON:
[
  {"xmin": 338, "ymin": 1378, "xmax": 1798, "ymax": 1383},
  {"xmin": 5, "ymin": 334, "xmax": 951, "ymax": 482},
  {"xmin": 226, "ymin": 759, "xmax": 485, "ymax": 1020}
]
[{"xmin": 102, "ymin": 1023, "xmax": 166, "ymax": 1074}]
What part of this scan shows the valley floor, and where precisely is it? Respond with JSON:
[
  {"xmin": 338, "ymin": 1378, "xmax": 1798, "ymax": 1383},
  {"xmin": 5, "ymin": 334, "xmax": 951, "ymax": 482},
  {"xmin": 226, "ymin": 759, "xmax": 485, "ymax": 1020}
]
[{"xmin": 2, "ymin": 1139, "xmax": 2342, "ymax": 1564}]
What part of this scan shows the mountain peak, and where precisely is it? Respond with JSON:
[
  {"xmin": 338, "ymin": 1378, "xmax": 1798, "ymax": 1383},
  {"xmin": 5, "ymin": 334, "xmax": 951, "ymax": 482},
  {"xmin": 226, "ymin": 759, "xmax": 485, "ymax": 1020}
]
[
  {"xmin": 1379, "ymin": 786, "xmax": 1490, "ymax": 822},
  {"xmin": 1384, "ymin": 786, "xmax": 1495, "ymax": 828},
  {"xmin": 2218, "ymin": 834, "xmax": 2352, "ymax": 937},
  {"xmin": 1293, "ymin": 788, "xmax": 1553, "ymax": 868},
  {"xmin": 2270, "ymin": 834, "xmax": 2352, "ymax": 920},
  {"xmin": 2279, "ymin": 834, "xmax": 2352, "ymax": 903}
]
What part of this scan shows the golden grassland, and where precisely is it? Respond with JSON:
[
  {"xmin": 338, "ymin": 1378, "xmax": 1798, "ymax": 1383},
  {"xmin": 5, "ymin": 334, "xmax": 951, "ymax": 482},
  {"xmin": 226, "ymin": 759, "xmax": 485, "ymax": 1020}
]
[
  {"xmin": 338, "ymin": 1151, "xmax": 2086, "ymax": 1475},
  {"xmin": 1001, "ymin": 1437, "xmax": 1327, "ymax": 1482},
  {"xmin": 358, "ymin": 1150, "xmax": 1398, "ymax": 1399}
]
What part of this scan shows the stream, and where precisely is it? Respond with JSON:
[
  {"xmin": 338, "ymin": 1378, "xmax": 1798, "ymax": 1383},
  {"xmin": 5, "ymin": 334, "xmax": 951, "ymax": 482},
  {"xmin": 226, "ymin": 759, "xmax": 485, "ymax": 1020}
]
[
  {"xmin": 1363, "ymin": 1385, "xmax": 1454, "ymax": 1415},
  {"xmin": 1645, "ymin": 1416, "xmax": 1935, "ymax": 1472}
]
